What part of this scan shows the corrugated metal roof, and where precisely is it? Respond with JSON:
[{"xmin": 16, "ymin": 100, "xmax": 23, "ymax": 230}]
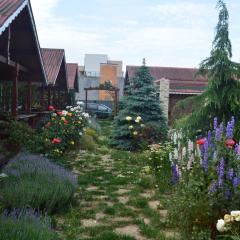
[
  {"xmin": 66, "ymin": 63, "xmax": 78, "ymax": 90},
  {"xmin": 126, "ymin": 65, "xmax": 208, "ymax": 94},
  {"xmin": 41, "ymin": 48, "xmax": 65, "ymax": 85}
]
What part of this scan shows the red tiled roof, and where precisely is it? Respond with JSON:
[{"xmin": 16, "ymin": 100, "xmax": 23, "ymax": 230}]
[
  {"xmin": 41, "ymin": 48, "xmax": 65, "ymax": 85},
  {"xmin": 126, "ymin": 65, "xmax": 208, "ymax": 94},
  {"xmin": 0, "ymin": 0, "xmax": 26, "ymax": 28},
  {"xmin": 66, "ymin": 63, "xmax": 78, "ymax": 90}
]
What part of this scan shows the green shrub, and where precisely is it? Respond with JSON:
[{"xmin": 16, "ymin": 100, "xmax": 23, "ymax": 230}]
[
  {"xmin": 0, "ymin": 208, "xmax": 57, "ymax": 240},
  {"xmin": 0, "ymin": 153, "xmax": 77, "ymax": 214}
]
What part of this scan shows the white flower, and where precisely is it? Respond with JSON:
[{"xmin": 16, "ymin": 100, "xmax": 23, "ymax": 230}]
[
  {"xmin": 231, "ymin": 211, "xmax": 240, "ymax": 221},
  {"xmin": 182, "ymin": 147, "xmax": 186, "ymax": 158},
  {"xmin": 188, "ymin": 140, "xmax": 194, "ymax": 154},
  {"xmin": 66, "ymin": 106, "xmax": 72, "ymax": 109},
  {"xmin": 62, "ymin": 110, "xmax": 68, "ymax": 116},
  {"xmin": 70, "ymin": 108, "xmax": 74, "ymax": 111},
  {"xmin": 126, "ymin": 116, "xmax": 132, "ymax": 121},
  {"xmin": 173, "ymin": 148, "xmax": 178, "ymax": 160},
  {"xmin": 135, "ymin": 119, "xmax": 140, "ymax": 123},
  {"xmin": 140, "ymin": 124, "xmax": 145, "ymax": 128},
  {"xmin": 216, "ymin": 219, "xmax": 227, "ymax": 232},
  {"xmin": 79, "ymin": 132, "xmax": 83, "ymax": 136},
  {"xmin": 136, "ymin": 116, "xmax": 142, "ymax": 120},
  {"xmin": 129, "ymin": 125, "xmax": 134, "ymax": 130},
  {"xmin": 0, "ymin": 173, "xmax": 8, "ymax": 178},
  {"xmin": 77, "ymin": 101, "xmax": 84, "ymax": 106},
  {"xmin": 52, "ymin": 113, "xmax": 57, "ymax": 117}
]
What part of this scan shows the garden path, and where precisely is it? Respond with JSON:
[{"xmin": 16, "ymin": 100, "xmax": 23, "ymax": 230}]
[{"xmin": 55, "ymin": 121, "xmax": 179, "ymax": 240}]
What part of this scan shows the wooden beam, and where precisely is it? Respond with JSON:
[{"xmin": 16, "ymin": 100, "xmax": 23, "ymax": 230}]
[
  {"xmin": 12, "ymin": 64, "xmax": 19, "ymax": 117},
  {"xmin": 0, "ymin": 54, "xmax": 28, "ymax": 73}
]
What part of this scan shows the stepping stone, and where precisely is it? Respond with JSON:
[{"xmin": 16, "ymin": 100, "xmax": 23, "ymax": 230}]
[
  {"xmin": 162, "ymin": 230, "xmax": 180, "ymax": 238},
  {"xmin": 112, "ymin": 217, "xmax": 133, "ymax": 222},
  {"xmin": 86, "ymin": 186, "xmax": 99, "ymax": 191},
  {"xmin": 148, "ymin": 200, "xmax": 161, "ymax": 210},
  {"xmin": 81, "ymin": 219, "xmax": 99, "ymax": 227},
  {"xmin": 115, "ymin": 225, "xmax": 147, "ymax": 240},
  {"xmin": 139, "ymin": 215, "xmax": 151, "ymax": 225},
  {"xmin": 72, "ymin": 168, "xmax": 82, "ymax": 175},
  {"xmin": 117, "ymin": 189, "xmax": 130, "ymax": 195},
  {"xmin": 139, "ymin": 191, "xmax": 153, "ymax": 199},
  {"xmin": 96, "ymin": 212, "xmax": 106, "ymax": 220},
  {"xmin": 118, "ymin": 196, "xmax": 129, "ymax": 204},
  {"xmin": 159, "ymin": 210, "xmax": 168, "ymax": 220}
]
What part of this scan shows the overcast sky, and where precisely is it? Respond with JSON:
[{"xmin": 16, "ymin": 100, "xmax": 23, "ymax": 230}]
[{"xmin": 31, "ymin": 0, "xmax": 240, "ymax": 69}]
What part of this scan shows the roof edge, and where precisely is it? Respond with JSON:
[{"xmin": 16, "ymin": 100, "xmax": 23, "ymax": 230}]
[{"xmin": 0, "ymin": 0, "xmax": 28, "ymax": 35}]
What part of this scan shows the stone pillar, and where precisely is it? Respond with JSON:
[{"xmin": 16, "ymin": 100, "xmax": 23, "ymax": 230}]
[{"xmin": 159, "ymin": 78, "xmax": 170, "ymax": 120}]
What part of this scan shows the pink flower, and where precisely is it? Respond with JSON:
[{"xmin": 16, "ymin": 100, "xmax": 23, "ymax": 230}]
[
  {"xmin": 52, "ymin": 138, "xmax": 61, "ymax": 144},
  {"xmin": 48, "ymin": 106, "xmax": 55, "ymax": 111}
]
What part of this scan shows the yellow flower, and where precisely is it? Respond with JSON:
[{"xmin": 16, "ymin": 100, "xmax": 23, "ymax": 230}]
[
  {"xmin": 70, "ymin": 141, "xmax": 75, "ymax": 145},
  {"xmin": 126, "ymin": 116, "xmax": 132, "ymax": 121},
  {"xmin": 51, "ymin": 117, "xmax": 55, "ymax": 120},
  {"xmin": 68, "ymin": 113, "xmax": 73, "ymax": 117},
  {"xmin": 136, "ymin": 116, "xmax": 142, "ymax": 120},
  {"xmin": 61, "ymin": 117, "xmax": 66, "ymax": 121}
]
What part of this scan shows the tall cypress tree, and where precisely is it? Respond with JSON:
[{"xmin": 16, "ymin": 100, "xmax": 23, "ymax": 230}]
[
  {"xmin": 111, "ymin": 62, "xmax": 168, "ymax": 151},
  {"xmin": 180, "ymin": 0, "xmax": 240, "ymax": 134}
]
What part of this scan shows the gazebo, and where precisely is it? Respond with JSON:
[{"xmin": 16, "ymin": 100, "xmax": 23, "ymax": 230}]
[
  {"xmin": 0, "ymin": 0, "xmax": 48, "ymax": 119},
  {"xmin": 41, "ymin": 48, "xmax": 69, "ymax": 110}
]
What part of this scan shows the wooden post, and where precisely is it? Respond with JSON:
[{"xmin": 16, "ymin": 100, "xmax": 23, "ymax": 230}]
[
  {"xmin": 85, "ymin": 89, "xmax": 88, "ymax": 110},
  {"xmin": 12, "ymin": 64, "xmax": 19, "ymax": 117},
  {"xmin": 26, "ymin": 79, "xmax": 32, "ymax": 113},
  {"xmin": 114, "ymin": 90, "xmax": 118, "ymax": 116}
]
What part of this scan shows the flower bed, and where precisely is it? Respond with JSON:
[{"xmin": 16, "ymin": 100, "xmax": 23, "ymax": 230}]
[
  {"xmin": 0, "ymin": 153, "xmax": 77, "ymax": 214},
  {"xmin": 166, "ymin": 117, "xmax": 240, "ymax": 238},
  {"xmin": 0, "ymin": 208, "xmax": 57, "ymax": 240}
]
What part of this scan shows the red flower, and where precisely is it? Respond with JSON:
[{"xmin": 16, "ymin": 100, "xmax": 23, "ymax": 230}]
[
  {"xmin": 57, "ymin": 111, "xmax": 62, "ymax": 116},
  {"xmin": 63, "ymin": 119, "xmax": 68, "ymax": 125},
  {"xmin": 226, "ymin": 139, "xmax": 235, "ymax": 149},
  {"xmin": 48, "ymin": 105, "xmax": 55, "ymax": 111},
  {"xmin": 46, "ymin": 122, "xmax": 51, "ymax": 128},
  {"xmin": 197, "ymin": 138, "xmax": 205, "ymax": 145},
  {"xmin": 52, "ymin": 138, "xmax": 61, "ymax": 144}
]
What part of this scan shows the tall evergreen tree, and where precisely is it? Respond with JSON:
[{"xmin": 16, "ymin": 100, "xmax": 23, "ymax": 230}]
[
  {"xmin": 111, "ymin": 62, "xmax": 168, "ymax": 151},
  {"xmin": 179, "ymin": 0, "xmax": 240, "ymax": 134}
]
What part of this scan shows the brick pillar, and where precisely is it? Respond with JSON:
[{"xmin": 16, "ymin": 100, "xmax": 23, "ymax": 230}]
[{"xmin": 159, "ymin": 78, "xmax": 170, "ymax": 120}]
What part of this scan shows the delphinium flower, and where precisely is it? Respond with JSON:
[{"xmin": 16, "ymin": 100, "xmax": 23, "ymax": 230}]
[
  {"xmin": 225, "ymin": 189, "xmax": 232, "ymax": 200},
  {"xmin": 188, "ymin": 140, "xmax": 194, "ymax": 155},
  {"xmin": 226, "ymin": 120, "xmax": 234, "ymax": 139},
  {"xmin": 172, "ymin": 163, "xmax": 179, "ymax": 184},
  {"xmin": 210, "ymin": 181, "xmax": 217, "ymax": 194},
  {"xmin": 203, "ymin": 141, "xmax": 208, "ymax": 172},
  {"xmin": 215, "ymin": 128, "xmax": 221, "ymax": 142},
  {"xmin": 233, "ymin": 177, "xmax": 239, "ymax": 188},
  {"xmin": 187, "ymin": 154, "xmax": 194, "ymax": 171},
  {"xmin": 227, "ymin": 169, "xmax": 234, "ymax": 180},
  {"xmin": 217, "ymin": 158, "xmax": 225, "ymax": 188},
  {"xmin": 213, "ymin": 151, "xmax": 217, "ymax": 161},
  {"xmin": 208, "ymin": 130, "xmax": 212, "ymax": 145},
  {"xmin": 214, "ymin": 117, "xmax": 218, "ymax": 130}
]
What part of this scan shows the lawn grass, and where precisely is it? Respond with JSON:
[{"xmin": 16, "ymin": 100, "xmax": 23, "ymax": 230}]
[{"xmin": 54, "ymin": 119, "xmax": 179, "ymax": 240}]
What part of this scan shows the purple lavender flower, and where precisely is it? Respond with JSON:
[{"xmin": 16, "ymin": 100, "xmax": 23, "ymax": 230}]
[
  {"xmin": 172, "ymin": 163, "xmax": 179, "ymax": 184},
  {"xmin": 213, "ymin": 151, "xmax": 217, "ymax": 161},
  {"xmin": 210, "ymin": 181, "xmax": 217, "ymax": 194}
]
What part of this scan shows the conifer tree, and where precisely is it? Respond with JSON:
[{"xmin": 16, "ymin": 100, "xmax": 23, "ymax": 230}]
[
  {"xmin": 111, "ymin": 61, "xmax": 168, "ymax": 150},
  {"xmin": 179, "ymin": 0, "xmax": 240, "ymax": 134}
]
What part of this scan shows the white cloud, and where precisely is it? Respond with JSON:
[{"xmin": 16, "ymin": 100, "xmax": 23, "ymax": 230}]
[{"xmin": 28, "ymin": 0, "xmax": 239, "ymax": 69}]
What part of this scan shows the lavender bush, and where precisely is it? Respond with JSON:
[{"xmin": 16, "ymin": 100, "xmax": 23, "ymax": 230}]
[
  {"xmin": 0, "ymin": 208, "xmax": 57, "ymax": 240},
  {"xmin": 168, "ymin": 117, "xmax": 240, "ymax": 239},
  {"xmin": 0, "ymin": 153, "xmax": 77, "ymax": 214}
]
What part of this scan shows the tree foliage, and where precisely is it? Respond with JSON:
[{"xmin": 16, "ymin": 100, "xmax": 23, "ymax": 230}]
[
  {"xmin": 177, "ymin": 0, "xmax": 240, "ymax": 135},
  {"xmin": 111, "ymin": 64, "xmax": 168, "ymax": 150}
]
